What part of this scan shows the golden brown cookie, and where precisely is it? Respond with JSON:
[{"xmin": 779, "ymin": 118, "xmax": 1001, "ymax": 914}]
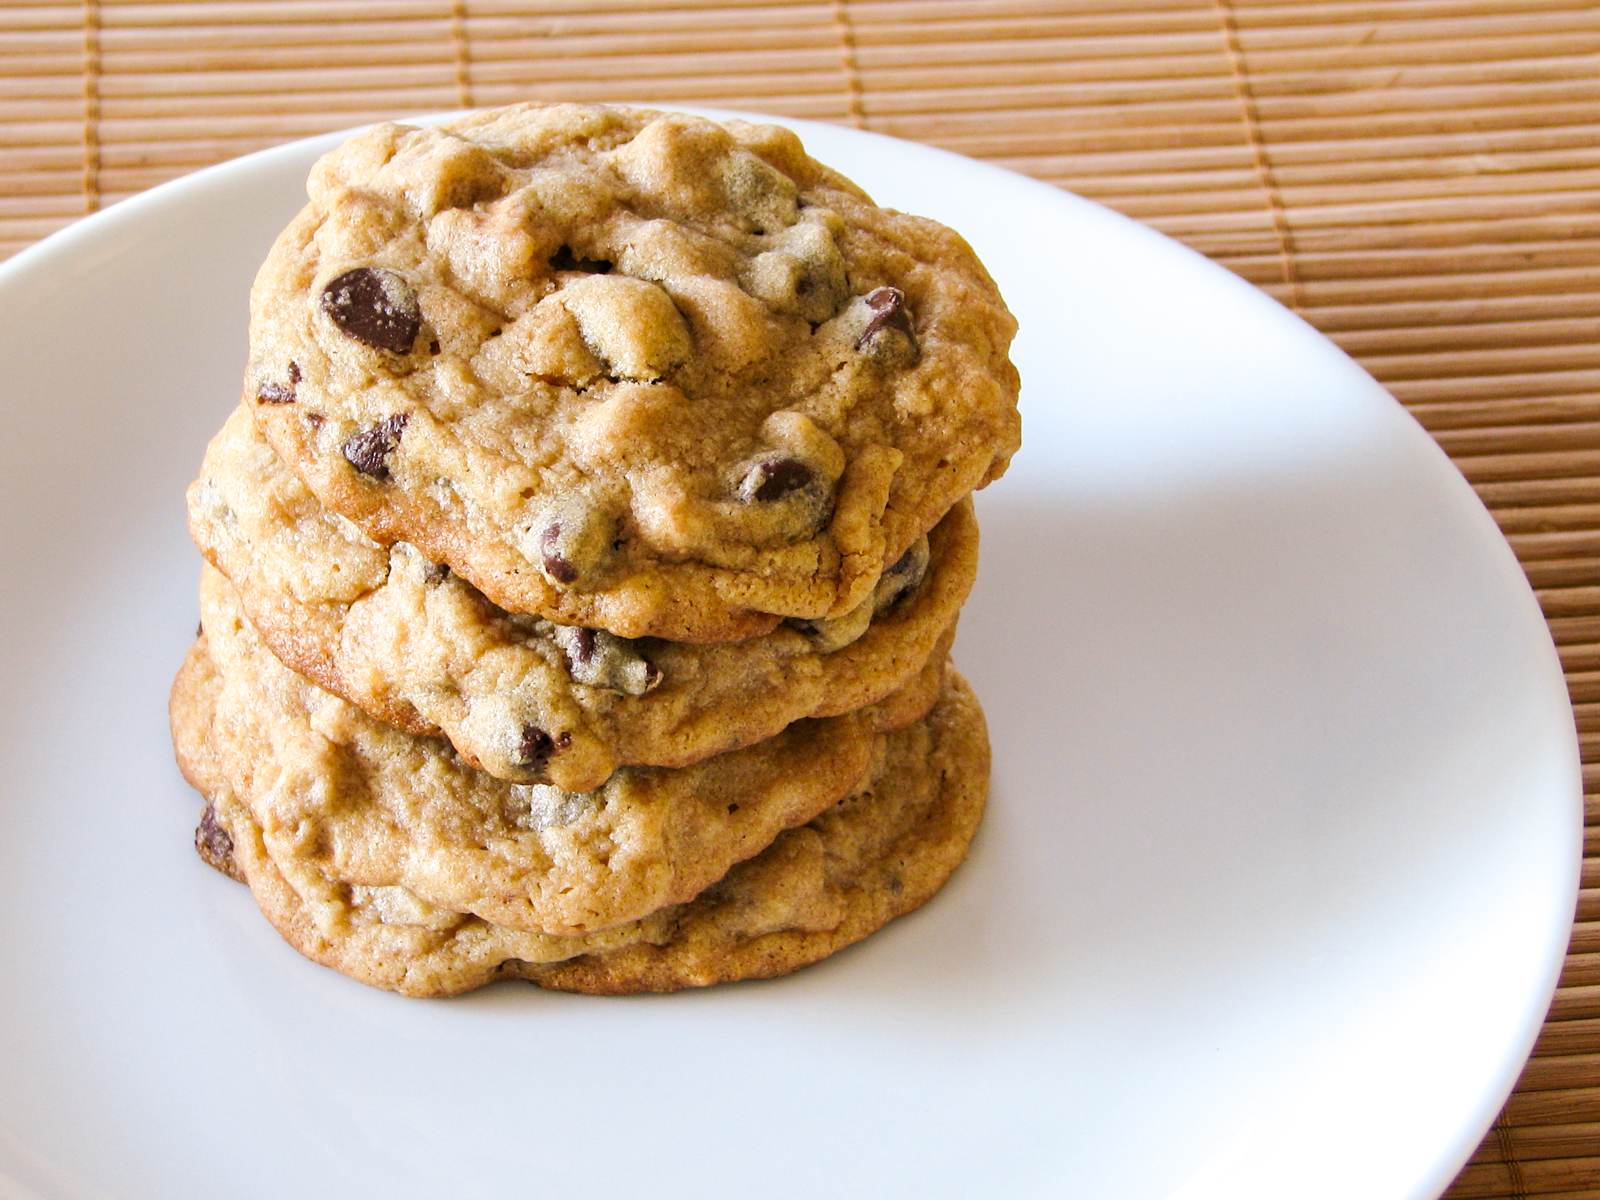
[
  {"xmin": 175, "ymin": 568, "xmax": 946, "ymax": 937},
  {"xmin": 188, "ymin": 407, "xmax": 975, "ymax": 789},
  {"xmin": 246, "ymin": 102, "xmax": 1019, "ymax": 641},
  {"xmin": 177, "ymin": 670, "xmax": 989, "ymax": 998}
]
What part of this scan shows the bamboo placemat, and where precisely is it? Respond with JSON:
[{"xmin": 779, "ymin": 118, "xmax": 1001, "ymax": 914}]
[{"xmin": 4, "ymin": 2, "xmax": 1597, "ymax": 1194}]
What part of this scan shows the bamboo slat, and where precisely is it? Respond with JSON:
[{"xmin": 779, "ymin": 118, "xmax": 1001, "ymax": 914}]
[{"xmin": 1, "ymin": 2, "xmax": 1596, "ymax": 1196}]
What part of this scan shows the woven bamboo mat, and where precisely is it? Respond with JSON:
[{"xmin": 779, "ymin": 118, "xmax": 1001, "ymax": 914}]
[{"xmin": 4, "ymin": 1, "xmax": 1597, "ymax": 1193}]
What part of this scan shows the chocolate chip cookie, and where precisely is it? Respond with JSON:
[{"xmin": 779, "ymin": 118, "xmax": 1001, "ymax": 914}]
[
  {"xmin": 190, "ymin": 407, "xmax": 975, "ymax": 789},
  {"xmin": 177, "ymin": 567, "xmax": 946, "ymax": 937},
  {"xmin": 246, "ymin": 102, "xmax": 1019, "ymax": 641},
  {"xmin": 176, "ymin": 663, "xmax": 988, "ymax": 998}
]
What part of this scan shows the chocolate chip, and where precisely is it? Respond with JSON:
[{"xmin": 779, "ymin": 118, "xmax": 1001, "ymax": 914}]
[
  {"xmin": 857, "ymin": 286, "xmax": 913, "ymax": 348},
  {"xmin": 539, "ymin": 523, "xmax": 578, "ymax": 584},
  {"xmin": 873, "ymin": 534, "xmax": 930, "ymax": 615},
  {"xmin": 551, "ymin": 624, "xmax": 659, "ymax": 694},
  {"xmin": 740, "ymin": 457, "xmax": 814, "ymax": 503},
  {"xmin": 529, "ymin": 498, "xmax": 620, "ymax": 587},
  {"xmin": 789, "ymin": 597, "xmax": 872, "ymax": 653},
  {"xmin": 516, "ymin": 724, "xmax": 555, "ymax": 770},
  {"xmin": 570, "ymin": 627, "xmax": 596, "ymax": 666},
  {"xmin": 549, "ymin": 245, "xmax": 613, "ymax": 274},
  {"xmin": 341, "ymin": 413, "xmax": 409, "ymax": 480},
  {"xmin": 194, "ymin": 804, "xmax": 239, "ymax": 881},
  {"xmin": 887, "ymin": 546, "xmax": 919, "ymax": 577},
  {"xmin": 320, "ymin": 267, "xmax": 420, "ymax": 354},
  {"xmin": 257, "ymin": 360, "xmax": 301, "ymax": 404}
]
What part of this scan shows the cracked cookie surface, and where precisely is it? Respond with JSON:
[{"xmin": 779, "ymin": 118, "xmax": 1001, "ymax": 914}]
[
  {"xmin": 176, "ymin": 569, "xmax": 947, "ymax": 938},
  {"xmin": 190, "ymin": 407, "xmax": 975, "ymax": 789},
  {"xmin": 246, "ymin": 102, "xmax": 1019, "ymax": 641},
  {"xmin": 174, "ymin": 662, "xmax": 988, "ymax": 998}
]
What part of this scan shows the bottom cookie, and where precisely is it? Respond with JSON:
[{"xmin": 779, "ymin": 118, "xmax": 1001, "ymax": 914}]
[{"xmin": 190, "ymin": 672, "xmax": 989, "ymax": 998}]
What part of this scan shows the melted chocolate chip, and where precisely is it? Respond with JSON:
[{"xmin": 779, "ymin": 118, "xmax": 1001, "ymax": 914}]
[
  {"xmin": 320, "ymin": 267, "xmax": 420, "ymax": 354},
  {"xmin": 742, "ymin": 457, "xmax": 814, "ymax": 503},
  {"xmin": 873, "ymin": 536, "xmax": 930, "ymax": 617},
  {"xmin": 570, "ymin": 627, "xmax": 596, "ymax": 666},
  {"xmin": 516, "ymin": 724, "xmax": 555, "ymax": 770},
  {"xmin": 341, "ymin": 412, "xmax": 409, "ymax": 480},
  {"xmin": 857, "ymin": 286, "xmax": 914, "ymax": 347},
  {"xmin": 553, "ymin": 625, "xmax": 658, "ymax": 694},
  {"xmin": 886, "ymin": 545, "xmax": 919, "ymax": 577},
  {"xmin": 194, "ymin": 805, "xmax": 238, "ymax": 880},
  {"xmin": 539, "ymin": 523, "xmax": 578, "ymax": 584},
  {"xmin": 257, "ymin": 360, "xmax": 301, "ymax": 405},
  {"xmin": 549, "ymin": 245, "xmax": 613, "ymax": 274}
]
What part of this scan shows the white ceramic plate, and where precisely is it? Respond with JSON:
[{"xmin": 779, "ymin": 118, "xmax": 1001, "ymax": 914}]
[{"xmin": 0, "ymin": 110, "xmax": 1580, "ymax": 1200}]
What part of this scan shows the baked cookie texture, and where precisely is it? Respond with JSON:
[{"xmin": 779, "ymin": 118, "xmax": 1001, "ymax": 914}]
[
  {"xmin": 188, "ymin": 407, "xmax": 976, "ymax": 789},
  {"xmin": 245, "ymin": 102, "xmax": 1020, "ymax": 641},
  {"xmin": 181, "ymin": 568, "xmax": 946, "ymax": 937},
  {"xmin": 172, "ymin": 101, "xmax": 1011, "ymax": 998},
  {"xmin": 175, "ymin": 656, "xmax": 989, "ymax": 998}
]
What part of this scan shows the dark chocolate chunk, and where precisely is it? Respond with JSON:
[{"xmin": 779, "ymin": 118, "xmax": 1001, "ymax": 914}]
[
  {"xmin": 257, "ymin": 360, "xmax": 301, "ymax": 405},
  {"xmin": 341, "ymin": 413, "xmax": 409, "ymax": 480},
  {"xmin": 857, "ymin": 286, "xmax": 913, "ymax": 347},
  {"xmin": 741, "ymin": 457, "xmax": 814, "ymax": 503},
  {"xmin": 539, "ymin": 523, "xmax": 578, "ymax": 584},
  {"xmin": 549, "ymin": 245, "xmax": 613, "ymax": 274},
  {"xmin": 320, "ymin": 267, "xmax": 421, "ymax": 353},
  {"xmin": 516, "ymin": 724, "xmax": 556, "ymax": 770}
]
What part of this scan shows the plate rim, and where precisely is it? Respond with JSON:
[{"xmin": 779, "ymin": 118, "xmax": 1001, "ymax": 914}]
[{"xmin": 0, "ymin": 105, "xmax": 1582, "ymax": 1200}]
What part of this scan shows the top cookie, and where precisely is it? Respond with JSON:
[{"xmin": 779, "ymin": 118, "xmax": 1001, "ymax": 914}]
[{"xmin": 247, "ymin": 102, "xmax": 1020, "ymax": 641}]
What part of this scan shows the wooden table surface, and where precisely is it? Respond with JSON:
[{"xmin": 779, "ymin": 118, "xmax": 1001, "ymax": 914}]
[{"xmin": 3, "ymin": 3, "xmax": 1597, "ymax": 1194}]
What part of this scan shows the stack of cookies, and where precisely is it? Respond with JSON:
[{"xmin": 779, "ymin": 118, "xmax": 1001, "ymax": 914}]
[{"xmin": 169, "ymin": 103, "xmax": 1021, "ymax": 997}]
